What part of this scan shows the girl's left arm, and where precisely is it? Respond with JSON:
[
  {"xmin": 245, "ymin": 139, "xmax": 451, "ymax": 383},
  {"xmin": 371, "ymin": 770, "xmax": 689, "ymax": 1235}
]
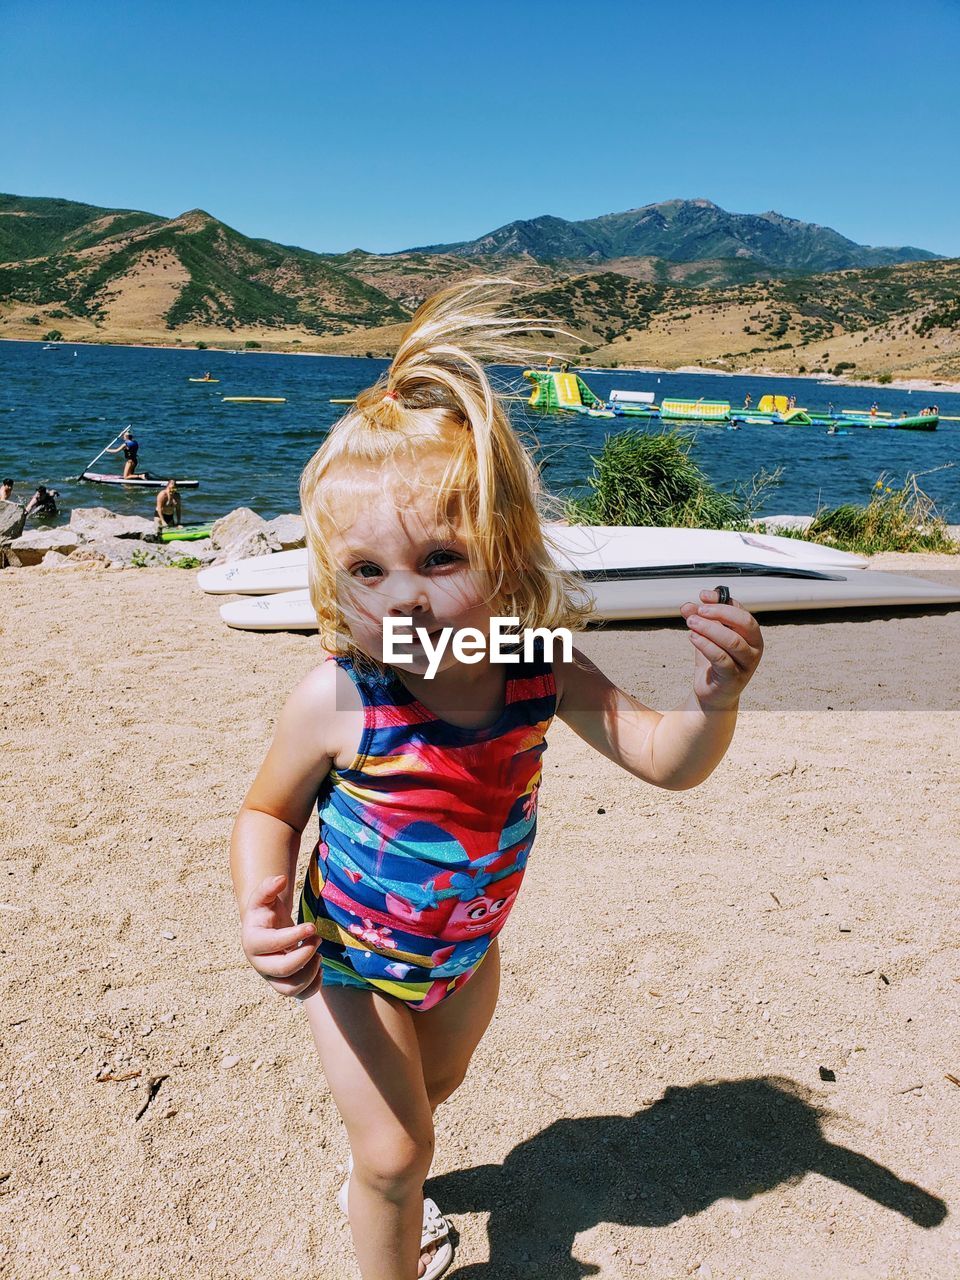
[{"xmin": 556, "ymin": 589, "xmax": 763, "ymax": 791}]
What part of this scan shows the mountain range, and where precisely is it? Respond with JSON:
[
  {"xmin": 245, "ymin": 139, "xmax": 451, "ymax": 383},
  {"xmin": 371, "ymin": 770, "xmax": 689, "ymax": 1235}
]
[
  {"xmin": 412, "ymin": 198, "xmax": 938, "ymax": 273},
  {"xmin": 0, "ymin": 192, "xmax": 956, "ymax": 383}
]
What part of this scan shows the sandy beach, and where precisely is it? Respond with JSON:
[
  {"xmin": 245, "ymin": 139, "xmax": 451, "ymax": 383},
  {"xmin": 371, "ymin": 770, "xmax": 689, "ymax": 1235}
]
[{"xmin": 2, "ymin": 556, "xmax": 959, "ymax": 1279}]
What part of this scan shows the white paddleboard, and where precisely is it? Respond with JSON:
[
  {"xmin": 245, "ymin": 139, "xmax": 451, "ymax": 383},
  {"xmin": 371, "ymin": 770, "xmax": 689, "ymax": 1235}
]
[
  {"xmin": 546, "ymin": 526, "xmax": 868, "ymax": 573},
  {"xmin": 218, "ymin": 569, "xmax": 960, "ymax": 632},
  {"xmin": 198, "ymin": 526, "xmax": 868, "ymax": 596},
  {"xmin": 197, "ymin": 547, "xmax": 307, "ymax": 594}
]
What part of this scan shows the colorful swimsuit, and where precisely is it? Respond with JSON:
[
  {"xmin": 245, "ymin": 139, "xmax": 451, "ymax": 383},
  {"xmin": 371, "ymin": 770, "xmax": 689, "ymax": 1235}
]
[{"xmin": 298, "ymin": 647, "xmax": 555, "ymax": 1011}]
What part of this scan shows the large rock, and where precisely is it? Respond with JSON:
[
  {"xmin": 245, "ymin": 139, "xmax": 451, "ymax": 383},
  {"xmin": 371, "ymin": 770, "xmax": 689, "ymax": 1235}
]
[
  {"xmin": 164, "ymin": 538, "xmax": 217, "ymax": 564},
  {"xmin": 0, "ymin": 500, "xmax": 26, "ymax": 542},
  {"xmin": 5, "ymin": 528, "xmax": 80, "ymax": 566},
  {"xmin": 69, "ymin": 538, "xmax": 174, "ymax": 568},
  {"xmin": 69, "ymin": 506, "xmax": 156, "ymax": 541},
  {"xmin": 264, "ymin": 514, "xmax": 306, "ymax": 550},
  {"xmin": 210, "ymin": 507, "xmax": 281, "ymax": 562},
  {"xmin": 752, "ymin": 514, "xmax": 814, "ymax": 534},
  {"xmin": 37, "ymin": 550, "xmax": 77, "ymax": 570}
]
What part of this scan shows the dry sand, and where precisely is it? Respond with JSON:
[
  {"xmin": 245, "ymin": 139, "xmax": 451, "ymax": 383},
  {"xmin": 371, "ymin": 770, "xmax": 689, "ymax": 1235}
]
[{"xmin": 2, "ymin": 557, "xmax": 959, "ymax": 1279}]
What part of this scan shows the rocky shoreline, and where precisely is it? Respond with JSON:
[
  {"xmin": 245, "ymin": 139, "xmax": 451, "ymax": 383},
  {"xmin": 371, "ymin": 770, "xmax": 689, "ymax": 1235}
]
[
  {"xmin": 0, "ymin": 504, "xmax": 305, "ymax": 569},
  {"xmin": 3, "ymin": 503, "xmax": 957, "ymax": 571}
]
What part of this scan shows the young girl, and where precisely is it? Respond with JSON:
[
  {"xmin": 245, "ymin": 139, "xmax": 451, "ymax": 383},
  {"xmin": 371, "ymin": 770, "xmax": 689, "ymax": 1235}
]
[{"xmin": 230, "ymin": 281, "xmax": 763, "ymax": 1279}]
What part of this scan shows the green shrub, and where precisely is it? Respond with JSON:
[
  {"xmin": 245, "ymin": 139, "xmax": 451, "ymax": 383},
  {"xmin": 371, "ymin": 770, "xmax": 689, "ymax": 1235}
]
[
  {"xmin": 168, "ymin": 555, "xmax": 202, "ymax": 569},
  {"xmin": 244, "ymin": 339, "xmax": 261, "ymax": 349},
  {"xmin": 831, "ymin": 361, "xmax": 856, "ymax": 376},
  {"xmin": 566, "ymin": 428, "xmax": 781, "ymax": 528},
  {"xmin": 42, "ymin": 329, "xmax": 63, "ymax": 341},
  {"xmin": 876, "ymin": 372, "xmax": 893, "ymax": 385},
  {"xmin": 195, "ymin": 340, "xmax": 207, "ymax": 350},
  {"xmin": 795, "ymin": 472, "xmax": 957, "ymax": 554}
]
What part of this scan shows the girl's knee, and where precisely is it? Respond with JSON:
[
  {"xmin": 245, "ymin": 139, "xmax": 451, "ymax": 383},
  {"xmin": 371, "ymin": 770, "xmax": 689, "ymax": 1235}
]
[{"xmin": 352, "ymin": 1129, "xmax": 434, "ymax": 1199}]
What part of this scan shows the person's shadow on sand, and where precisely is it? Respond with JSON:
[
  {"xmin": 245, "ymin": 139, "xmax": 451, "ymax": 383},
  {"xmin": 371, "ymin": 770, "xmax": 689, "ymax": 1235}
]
[{"xmin": 428, "ymin": 1076, "xmax": 947, "ymax": 1277}]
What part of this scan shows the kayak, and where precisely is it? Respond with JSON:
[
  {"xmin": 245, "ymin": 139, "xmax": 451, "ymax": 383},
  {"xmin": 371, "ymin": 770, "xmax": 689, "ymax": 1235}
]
[
  {"xmin": 188, "ymin": 377, "xmax": 220, "ymax": 384},
  {"xmin": 160, "ymin": 523, "xmax": 212, "ymax": 542},
  {"xmin": 222, "ymin": 396, "xmax": 286, "ymax": 404},
  {"xmin": 81, "ymin": 471, "xmax": 200, "ymax": 489},
  {"xmin": 197, "ymin": 526, "xmax": 869, "ymax": 596},
  {"xmin": 219, "ymin": 568, "xmax": 960, "ymax": 632}
]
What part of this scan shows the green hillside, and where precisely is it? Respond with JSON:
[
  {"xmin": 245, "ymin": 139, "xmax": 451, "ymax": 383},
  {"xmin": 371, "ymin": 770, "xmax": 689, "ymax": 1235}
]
[
  {"xmin": 0, "ymin": 199, "xmax": 407, "ymax": 335},
  {"xmin": 0, "ymin": 193, "xmax": 157, "ymax": 262}
]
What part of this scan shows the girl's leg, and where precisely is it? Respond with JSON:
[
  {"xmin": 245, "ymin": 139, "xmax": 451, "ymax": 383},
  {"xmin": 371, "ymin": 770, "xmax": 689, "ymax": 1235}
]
[
  {"xmin": 415, "ymin": 939, "xmax": 501, "ymax": 1112},
  {"xmin": 300, "ymin": 983, "xmax": 436, "ymax": 1280}
]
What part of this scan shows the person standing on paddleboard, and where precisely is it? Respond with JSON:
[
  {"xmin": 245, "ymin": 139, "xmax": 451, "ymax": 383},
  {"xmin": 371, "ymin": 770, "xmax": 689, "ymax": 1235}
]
[{"xmin": 105, "ymin": 428, "xmax": 142, "ymax": 479}]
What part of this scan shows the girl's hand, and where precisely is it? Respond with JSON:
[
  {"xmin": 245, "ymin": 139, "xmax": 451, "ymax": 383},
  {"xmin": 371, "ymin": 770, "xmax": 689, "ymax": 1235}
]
[
  {"xmin": 680, "ymin": 588, "xmax": 763, "ymax": 712},
  {"xmin": 240, "ymin": 874, "xmax": 321, "ymax": 998}
]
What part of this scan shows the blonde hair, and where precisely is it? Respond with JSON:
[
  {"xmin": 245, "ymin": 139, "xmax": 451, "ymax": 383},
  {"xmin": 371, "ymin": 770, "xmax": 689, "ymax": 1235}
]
[{"xmin": 300, "ymin": 279, "xmax": 592, "ymax": 656}]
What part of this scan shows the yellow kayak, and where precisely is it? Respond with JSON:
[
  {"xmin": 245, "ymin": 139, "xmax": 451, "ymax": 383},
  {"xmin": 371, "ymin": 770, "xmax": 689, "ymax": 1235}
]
[
  {"xmin": 222, "ymin": 396, "xmax": 286, "ymax": 403},
  {"xmin": 189, "ymin": 377, "xmax": 220, "ymax": 383}
]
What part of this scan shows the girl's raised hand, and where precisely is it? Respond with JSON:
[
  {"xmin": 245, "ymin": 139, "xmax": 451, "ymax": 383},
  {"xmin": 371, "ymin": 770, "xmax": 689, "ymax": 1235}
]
[
  {"xmin": 680, "ymin": 588, "xmax": 763, "ymax": 711},
  {"xmin": 241, "ymin": 874, "xmax": 321, "ymax": 998}
]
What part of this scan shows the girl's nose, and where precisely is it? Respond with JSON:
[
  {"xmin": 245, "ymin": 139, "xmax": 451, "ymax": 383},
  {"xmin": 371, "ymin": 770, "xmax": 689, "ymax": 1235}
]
[{"xmin": 385, "ymin": 573, "xmax": 430, "ymax": 617}]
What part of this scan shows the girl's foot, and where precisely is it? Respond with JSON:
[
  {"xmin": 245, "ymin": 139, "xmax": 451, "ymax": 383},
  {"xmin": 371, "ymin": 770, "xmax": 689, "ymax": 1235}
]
[
  {"xmin": 417, "ymin": 1198, "xmax": 453, "ymax": 1278},
  {"xmin": 336, "ymin": 1168, "xmax": 453, "ymax": 1278}
]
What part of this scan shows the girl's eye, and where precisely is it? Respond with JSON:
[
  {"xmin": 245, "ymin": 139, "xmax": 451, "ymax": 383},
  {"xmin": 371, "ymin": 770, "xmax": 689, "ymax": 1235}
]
[
  {"xmin": 352, "ymin": 563, "xmax": 383, "ymax": 580},
  {"xmin": 425, "ymin": 549, "xmax": 461, "ymax": 569}
]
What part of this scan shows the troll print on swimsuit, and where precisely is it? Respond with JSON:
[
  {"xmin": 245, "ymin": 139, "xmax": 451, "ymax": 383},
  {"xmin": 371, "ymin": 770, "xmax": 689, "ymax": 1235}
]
[{"xmin": 385, "ymin": 865, "xmax": 523, "ymax": 941}]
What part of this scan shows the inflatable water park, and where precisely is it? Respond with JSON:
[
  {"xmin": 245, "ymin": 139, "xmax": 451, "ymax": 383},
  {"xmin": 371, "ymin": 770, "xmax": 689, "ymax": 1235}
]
[{"xmin": 521, "ymin": 369, "xmax": 940, "ymax": 432}]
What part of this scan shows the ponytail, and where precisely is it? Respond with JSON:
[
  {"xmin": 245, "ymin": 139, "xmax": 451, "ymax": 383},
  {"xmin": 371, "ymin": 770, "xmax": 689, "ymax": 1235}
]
[{"xmin": 301, "ymin": 279, "xmax": 591, "ymax": 654}]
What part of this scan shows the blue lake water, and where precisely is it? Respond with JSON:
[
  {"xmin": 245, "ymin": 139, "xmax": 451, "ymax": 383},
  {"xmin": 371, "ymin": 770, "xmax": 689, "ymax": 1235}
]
[{"xmin": 1, "ymin": 339, "xmax": 958, "ymax": 524}]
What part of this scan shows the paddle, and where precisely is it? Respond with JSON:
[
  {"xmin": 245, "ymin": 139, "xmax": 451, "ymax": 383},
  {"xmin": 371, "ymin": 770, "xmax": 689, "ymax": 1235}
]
[{"xmin": 73, "ymin": 429, "xmax": 128, "ymax": 481}]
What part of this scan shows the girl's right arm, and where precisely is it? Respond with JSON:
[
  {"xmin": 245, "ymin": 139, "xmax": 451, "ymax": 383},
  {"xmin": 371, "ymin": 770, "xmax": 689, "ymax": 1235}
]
[{"xmin": 230, "ymin": 660, "xmax": 350, "ymax": 998}]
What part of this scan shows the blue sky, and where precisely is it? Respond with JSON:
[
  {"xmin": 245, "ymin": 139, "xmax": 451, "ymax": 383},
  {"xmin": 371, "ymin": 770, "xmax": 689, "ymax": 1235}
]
[{"xmin": 3, "ymin": 0, "xmax": 958, "ymax": 256}]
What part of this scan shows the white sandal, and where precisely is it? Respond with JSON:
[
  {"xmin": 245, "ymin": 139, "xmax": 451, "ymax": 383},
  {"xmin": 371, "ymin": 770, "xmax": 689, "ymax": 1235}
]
[{"xmin": 337, "ymin": 1158, "xmax": 454, "ymax": 1280}]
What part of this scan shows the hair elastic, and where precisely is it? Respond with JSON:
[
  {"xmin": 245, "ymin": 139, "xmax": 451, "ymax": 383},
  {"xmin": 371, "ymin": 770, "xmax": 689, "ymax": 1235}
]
[{"xmin": 382, "ymin": 390, "xmax": 398, "ymax": 403}]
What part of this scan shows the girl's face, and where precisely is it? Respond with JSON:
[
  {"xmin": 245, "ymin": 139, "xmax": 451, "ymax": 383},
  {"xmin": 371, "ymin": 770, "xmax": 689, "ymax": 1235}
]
[{"xmin": 325, "ymin": 455, "xmax": 496, "ymax": 677}]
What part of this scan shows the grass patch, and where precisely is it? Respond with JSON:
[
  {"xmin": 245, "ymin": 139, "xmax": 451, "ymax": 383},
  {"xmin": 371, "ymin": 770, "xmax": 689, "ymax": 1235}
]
[
  {"xmin": 768, "ymin": 470, "xmax": 957, "ymax": 554},
  {"xmin": 565, "ymin": 428, "xmax": 780, "ymax": 528}
]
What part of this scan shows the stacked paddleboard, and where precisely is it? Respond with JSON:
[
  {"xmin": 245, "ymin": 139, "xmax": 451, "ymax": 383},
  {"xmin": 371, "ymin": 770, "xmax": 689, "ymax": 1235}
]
[{"xmin": 196, "ymin": 525, "xmax": 960, "ymax": 631}]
